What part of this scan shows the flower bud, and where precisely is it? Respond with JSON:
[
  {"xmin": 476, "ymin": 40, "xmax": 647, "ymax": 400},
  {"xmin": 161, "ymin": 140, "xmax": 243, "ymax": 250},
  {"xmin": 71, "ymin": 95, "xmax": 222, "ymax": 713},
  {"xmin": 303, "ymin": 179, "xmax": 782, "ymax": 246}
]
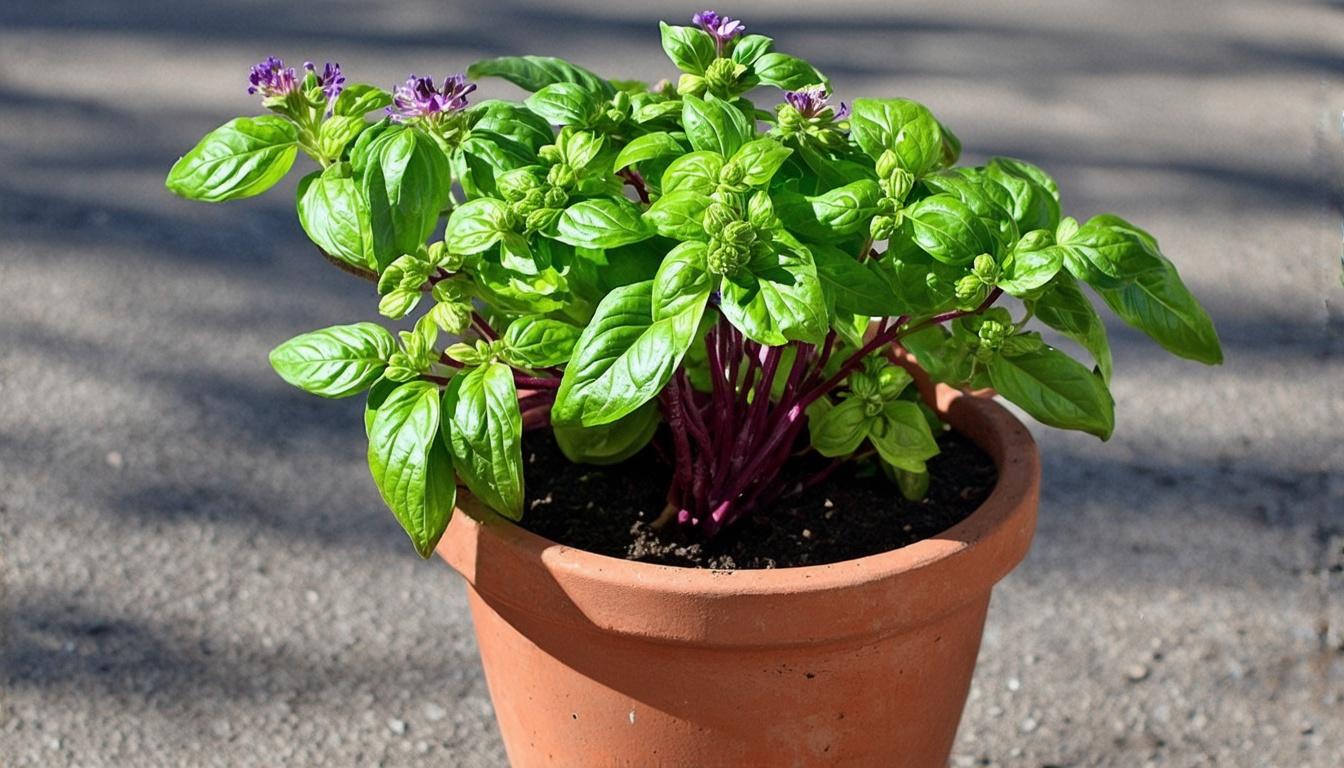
[
  {"xmin": 955, "ymin": 274, "xmax": 987, "ymax": 304},
  {"xmin": 543, "ymin": 186, "xmax": 569, "ymax": 209},
  {"xmin": 706, "ymin": 241, "xmax": 748, "ymax": 277},
  {"xmin": 718, "ymin": 160, "xmax": 746, "ymax": 185},
  {"xmin": 776, "ymin": 104, "xmax": 803, "ymax": 132},
  {"xmin": 883, "ymin": 168, "xmax": 915, "ymax": 201},
  {"xmin": 546, "ymin": 163, "xmax": 577, "ymax": 190},
  {"xmin": 676, "ymin": 73, "xmax": 707, "ymax": 97},
  {"xmin": 747, "ymin": 191, "xmax": 776, "ymax": 229},
  {"xmin": 722, "ymin": 220, "xmax": 756, "ymax": 247},
  {"xmin": 525, "ymin": 207, "xmax": 563, "ymax": 233},
  {"xmin": 702, "ymin": 201, "xmax": 739, "ymax": 233},
  {"xmin": 537, "ymin": 144, "xmax": 562, "ymax": 164},
  {"xmin": 870, "ymin": 214, "xmax": 897, "ymax": 241},
  {"xmin": 972, "ymin": 254, "xmax": 998, "ymax": 280},
  {"xmin": 875, "ymin": 149, "xmax": 901, "ymax": 180},
  {"xmin": 704, "ymin": 58, "xmax": 745, "ymax": 95}
]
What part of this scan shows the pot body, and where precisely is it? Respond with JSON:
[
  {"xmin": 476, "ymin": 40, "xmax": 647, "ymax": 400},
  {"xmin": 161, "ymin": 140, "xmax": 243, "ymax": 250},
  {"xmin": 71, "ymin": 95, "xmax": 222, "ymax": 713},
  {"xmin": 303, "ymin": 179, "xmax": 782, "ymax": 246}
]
[{"xmin": 439, "ymin": 386, "xmax": 1039, "ymax": 768}]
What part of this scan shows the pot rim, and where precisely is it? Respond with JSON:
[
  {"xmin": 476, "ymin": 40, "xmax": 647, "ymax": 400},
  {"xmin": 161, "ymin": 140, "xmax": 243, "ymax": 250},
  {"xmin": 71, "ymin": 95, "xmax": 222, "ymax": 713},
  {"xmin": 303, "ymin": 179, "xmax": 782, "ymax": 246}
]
[{"xmin": 440, "ymin": 385, "xmax": 1040, "ymax": 647}]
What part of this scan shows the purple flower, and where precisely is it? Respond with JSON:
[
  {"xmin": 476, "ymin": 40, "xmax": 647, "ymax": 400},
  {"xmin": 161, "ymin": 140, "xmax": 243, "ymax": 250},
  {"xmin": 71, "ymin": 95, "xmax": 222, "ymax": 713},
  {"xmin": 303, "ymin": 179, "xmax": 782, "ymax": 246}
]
[
  {"xmin": 388, "ymin": 73, "xmax": 477, "ymax": 122},
  {"xmin": 784, "ymin": 85, "xmax": 849, "ymax": 120},
  {"xmin": 305, "ymin": 61, "xmax": 346, "ymax": 103},
  {"xmin": 692, "ymin": 10, "xmax": 745, "ymax": 52},
  {"xmin": 247, "ymin": 56, "xmax": 299, "ymax": 98}
]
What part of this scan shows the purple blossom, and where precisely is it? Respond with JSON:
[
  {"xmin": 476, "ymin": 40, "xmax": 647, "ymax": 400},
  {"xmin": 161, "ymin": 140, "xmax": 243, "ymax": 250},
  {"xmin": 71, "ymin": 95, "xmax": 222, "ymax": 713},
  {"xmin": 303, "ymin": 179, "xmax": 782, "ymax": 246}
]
[
  {"xmin": 247, "ymin": 56, "xmax": 299, "ymax": 98},
  {"xmin": 692, "ymin": 10, "xmax": 745, "ymax": 51},
  {"xmin": 305, "ymin": 61, "xmax": 346, "ymax": 103},
  {"xmin": 388, "ymin": 73, "xmax": 477, "ymax": 122},
  {"xmin": 784, "ymin": 85, "xmax": 849, "ymax": 120}
]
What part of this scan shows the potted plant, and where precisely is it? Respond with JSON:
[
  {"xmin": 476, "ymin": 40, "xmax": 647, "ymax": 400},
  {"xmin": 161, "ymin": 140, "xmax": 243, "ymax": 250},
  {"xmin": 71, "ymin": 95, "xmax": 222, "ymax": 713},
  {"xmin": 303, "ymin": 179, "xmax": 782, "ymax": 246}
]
[{"xmin": 166, "ymin": 13, "xmax": 1221, "ymax": 766}]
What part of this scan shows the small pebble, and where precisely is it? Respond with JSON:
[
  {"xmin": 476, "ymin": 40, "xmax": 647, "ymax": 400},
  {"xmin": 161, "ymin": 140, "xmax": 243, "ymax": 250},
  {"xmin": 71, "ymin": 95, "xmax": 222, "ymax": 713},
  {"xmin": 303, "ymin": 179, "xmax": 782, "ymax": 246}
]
[
  {"xmin": 305, "ymin": 590, "xmax": 319, "ymax": 605},
  {"xmin": 801, "ymin": 529, "xmax": 812, "ymax": 539},
  {"xmin": 1125, "ymin": 664, "xmax": 1151, "ymax": 682},
  {"xmin": 387, "ymin": 718, "xmax": 406, "ymax": 735},
  {"xmin": 106, "ymin": 451, "xmax": 123, "ymax": 468},
  {"xmin": 1007, "ymin": 677, "xmax": 1021, "ymax": 692},
  {"xmin": 422, "ymin": 703, "xmax": 447, "ymax": 722},
  {"xmin": 1020, "ymin": 717, "xmax": 1038, "ymax": 734}
]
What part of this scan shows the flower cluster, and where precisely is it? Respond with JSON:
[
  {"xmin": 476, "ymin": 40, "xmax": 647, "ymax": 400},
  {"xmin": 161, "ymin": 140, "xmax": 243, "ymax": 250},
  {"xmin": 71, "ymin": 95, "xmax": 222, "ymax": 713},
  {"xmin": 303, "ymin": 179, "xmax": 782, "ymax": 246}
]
[
  {"xmin": 306, "ymin": 60, "xmax": 346, "ymax": 103},
  {"xmin": 389, "ymin": 73, "xmax": 476, "ymax": 122},
  {"xmin": 692, "ymin": 10, "xmax": 745, "ymax": 53},
  {"xmin": 247, "ymin": 56, "xmax": 298, "ymax": 98},
  {"xmin": 784, "ymin": 85, "xmax": 848, "ymax": 121}
]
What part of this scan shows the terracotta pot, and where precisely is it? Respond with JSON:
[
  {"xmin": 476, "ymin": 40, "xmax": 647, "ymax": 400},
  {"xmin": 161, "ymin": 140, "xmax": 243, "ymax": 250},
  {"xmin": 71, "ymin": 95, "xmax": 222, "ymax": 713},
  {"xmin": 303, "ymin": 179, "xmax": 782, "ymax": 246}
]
[{"xmin": 438, "ymin": 385, "xmax": 1039, "ymax": 767}]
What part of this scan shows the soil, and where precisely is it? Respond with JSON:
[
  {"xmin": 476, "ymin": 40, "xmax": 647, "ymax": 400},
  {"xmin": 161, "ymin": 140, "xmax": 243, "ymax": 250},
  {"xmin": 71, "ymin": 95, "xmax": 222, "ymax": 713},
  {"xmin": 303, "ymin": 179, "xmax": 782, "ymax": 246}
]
[{"xmin": 516, "ymin": 427, "xmax": 998, "ymax": 570}]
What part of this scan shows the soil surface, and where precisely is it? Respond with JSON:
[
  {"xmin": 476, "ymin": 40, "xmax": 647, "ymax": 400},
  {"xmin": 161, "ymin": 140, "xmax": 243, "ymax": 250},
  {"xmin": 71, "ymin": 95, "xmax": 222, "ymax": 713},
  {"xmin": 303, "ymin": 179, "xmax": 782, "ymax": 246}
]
[{"xmin": 518, "ymin": 428, "xmax": 997, "ymax": 569}]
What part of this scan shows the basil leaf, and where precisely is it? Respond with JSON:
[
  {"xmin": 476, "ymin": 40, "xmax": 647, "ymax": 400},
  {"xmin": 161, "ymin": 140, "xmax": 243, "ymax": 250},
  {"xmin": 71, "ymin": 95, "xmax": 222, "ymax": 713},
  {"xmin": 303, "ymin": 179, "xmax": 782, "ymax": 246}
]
[
  {"xmin": 469, "ymin": 99, "xmax": 556, "ymax": 151},
  {"xmin": 367, "ymin": 381, "xmax": 456, "ymax": 558},
  {"xmin": 554, "ymin": 400, "xmax": 659, "ymax": 465},
  {"xmin": 988, "ymin": 346, "xmax": 1115, "ymax": 439},
  {"xmin": 809, "ymin": 397, "xmax": 871, "ymax": 457},
  {"xmin": 720, "ymin": 242, "xmax": 828, "ymax": 346},
  {"xmin": 555, "ymin": 198, "xmax": 653, "ymax": 249},
  {"xmin": 166, "ymin": 116, "xmax": 297, "ymax": 202},
  {"xmin": 501, "ymin": 315, "xmax": 582, "ymax": 368},
  {"xmin": 553, "ymin": 280, "xmax": 705, "ymax": 427},
  {"xmin": 653, "ymin": 241, "xmax": 715, "ymax": 319},
  {"xmin": 728, "ymin": 137, "xmax": 792, "ymax": 187},
  {"xmin": 1032, "ymin": 275, "xmax": 1113, "ymax": 382},
  {"xmin": 269, "ymin": 322, "xmax": 395, "ymax": 398},
  {"xmin": 848, "ymin": 98, "xmax": 943, "ymax": 176},
  {"xmin": 526, "ymin": 82, "xmax": 601, "ymax": 126},
  {"xmin": 360, "ymin": 126, "xmax": 451, "ymax": 270},
  {"xmin": 296, "ymin": 167, "xmax": 371, "ymax": 270},
  {"xmin": 452, "ymin": 131, "xmax": 536, "ymax": 199},
  {"xmin": 811, "ymin": 242, "xmax": 900, "ymax": 316},
  {"xmin": 443, "ymin": 362, "xmax": 525, "ymax": 520},
  {"xmin": 644, "ymin": 190, "xmax": 712, "ymax": 240},
  {"xmin": 752, "ymin": 52, "xmax": 827, "ymax": 90},
  {"xmin": 802, "ymin": 179, "xmax": 882, "ymax": 238},
  {"xmin": 333, "ymin": 84, "xmax": 393, "ymax": 118},
  {"xmin": 998, "ymin": 240, "xmax": 1064, "ymax": 297},
  {"xmin": 868, "ymin": 401, "xmax": 940, "ymax": 473},
  {"xmin": 661, "ymin": 151, "xmax": 724, "ymax": 195},
  {"xmin": 681, "ymin": 94, "xmax": 753, "ymax": 157},
  {"xmin": 1097, "ymin": 253, "xmax": 1222, "ymax": 365},
  {"xmin": 614, "ymin": 131, "xmax": 687, "ymax": 172},
  {"xmin": 468, "ymin": 55, "xmax": 612, "ymax": 96},
  {"xmin": 659, "ymin": 22, "xmax": 716, "ymax": 75},
  {"xmin": 904, "ymin": 194, "xmax": 998, "ymax": 265},
  {"xmin": 1058, "ymin": 220, "xmax": 1162, "ymax": 286},
  {"xmin": 731, "ymin": 34, "xmax": 774, "ymax": 66},
  {"xmin": 986, "ymin": 157, "xmax": 1061, "ymax": 232},
  {"xmin": 444, "ymin": 197, "xmax": 509, "ymax": 254}
]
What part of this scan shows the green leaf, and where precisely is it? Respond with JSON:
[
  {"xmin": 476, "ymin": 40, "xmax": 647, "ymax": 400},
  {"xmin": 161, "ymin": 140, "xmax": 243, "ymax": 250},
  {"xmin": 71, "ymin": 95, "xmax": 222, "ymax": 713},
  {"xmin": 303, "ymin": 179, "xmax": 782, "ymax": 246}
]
[
  {"xmin": 653, "ymin": 241, "xmax": 715, "ymax": 319},
  {"xmin": 904, "ymin": 194, "xmax": 998, "ymax": 266},
  {"xmin": 682, "ymin": 94, "xmax": 753, "ymax": 157},
  {"xmin": 801, "ymin": 180, "xmax": 882, "ymax": 238},
  {"xmin": 318, "ymin": 115, "xmax": 367, "ymax": 159},
  {"xmin": 720, "ymin": 242, "xmax": 828, "ymax": 345},
  {"xmin": 868, "ymin": 401, "xmax": 940, "ymax": 472},
  {"xmin": 555, "ymin": 198, "xmax": 653, "ymax": 249},
  {"xmin": 986, "ymin": 157, "xmax": 1060, "ymax": 232},
  {"xmin": 848, "ymin": 98, "xmax": 943, "ymax": 176},
  {"xmin": 442, "ymin": 362, "xmax": 525, "ymax": 520},
  {"xmin": 752, "ymin": 52, "xmax": 827, "ymax": 90},
  {"xmin": 501, "ymin": 315, "xmax": 582, "ymax": 368},
  {"xmin": 526, "ymin": 82, "xmax": 601, "ymax": 126},
  {"xmin": 988, "ymin": 346, "xmax": 1115, "ymax": 439},
  {"xmin": 166, "ymin": 116, "xmax": 297, "ymax": 202},
  {"xmin": 297, "ymin": 167, "xmax": 370, "ymax": 270},
  {"xmin": 333, "ymin": 84, "xmax": 393, "ymax": 117},
  {"xmin": 1032, "ymin": 275, "xmax": 1113, "ymax": 382},
  {"xmin": 659, "ymin": 22, "xmax": 716, "ymax": 74},
  {"xmin": 360, "ymin": 126, "xmax": 452, "ymax": 270},
  {"xmin": 809, "ymin": 397, "xmax": 871, "ymax": 457},
  {"xmin": 998, "ymin": 240, "xmax": 1064, "ymax": 296},
  {"xmin": 554, "ymin": 400, "xmax": 659, "ymax": 465},
  {"xmin": 1097, "ymin": 254, "xmax": 1222, "ymax": 364},
  {"xmin": 367, "ymin": 381, "xmax": 456, "ymax": 558},
  {"xmin": 444, "ymin": 197, "xmax": 509, "ymax": 254},
  {"xmin": 469, "ymin": 100, "xmax": 556, "ymax": 151},
  {"xmin": 269, "ymin": 322, "xmax": 395, "ymax": 399},
  {"xmin": 553, "ymin": 280, "xmax": 704, "ymax": 427},
  {"xmin": 468, "ymin": 55, "xmax": 612, "ymax": 96},
  {"xmin": 644, "ymin": 190, "xmax": 712, "ymax": 240},
  {"xmin": 661, "ymin": 151, "xmax": 724, "ymax": 195},
  {"xmin": 452, "ymin": 131, "xmax": 537, "ymax": 198},
  {"xmin": 728, "ymin": 138, "xmax": 792, "ymax": 186},
  {"xmin": 614, "ymin": 132, "xmax": 686, "ymax": 172},
  {"xmin": 731, "ymin": 34, "xmax": 774, "ymax": 66},
  {"xmin": 1058, "ymin": 218, "xmax": 1162, "ymax": 286},
  {"xmin": 811, "ymin": 242, "xmax": 900, "ymax": 316}
]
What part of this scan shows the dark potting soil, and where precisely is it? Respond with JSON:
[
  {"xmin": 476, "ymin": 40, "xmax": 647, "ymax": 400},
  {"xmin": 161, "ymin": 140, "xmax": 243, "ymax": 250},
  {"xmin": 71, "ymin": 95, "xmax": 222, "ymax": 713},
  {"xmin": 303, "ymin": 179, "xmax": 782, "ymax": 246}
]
[{"xmin": 516, "ymin": 428, "xmax": 998, "ymax": 570}]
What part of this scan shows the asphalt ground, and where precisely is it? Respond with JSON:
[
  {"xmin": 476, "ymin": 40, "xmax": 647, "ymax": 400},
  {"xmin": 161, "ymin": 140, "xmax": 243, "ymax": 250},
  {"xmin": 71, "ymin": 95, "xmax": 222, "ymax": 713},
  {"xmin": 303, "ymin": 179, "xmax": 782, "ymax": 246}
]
[{"xmin": 2, "ymin": 1, "xmax": 1341, "ymax": 765}]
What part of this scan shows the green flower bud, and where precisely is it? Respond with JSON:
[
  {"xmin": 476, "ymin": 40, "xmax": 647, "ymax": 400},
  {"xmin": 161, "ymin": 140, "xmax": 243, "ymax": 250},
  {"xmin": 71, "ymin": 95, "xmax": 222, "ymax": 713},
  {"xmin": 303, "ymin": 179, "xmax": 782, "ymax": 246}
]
[
  {"xmin": 676, "ymin": 73, "xmax": 706, "ymax": 97},
  {"xmin": 702, "ymin": 201, "xmax": 739, "ymax": 233},
  {"xmin": 977, "ymin": 319, "xmax": 1009, "ymax": 350},
  {"xmin": 870, "ymin": 214, "xmax": 897, "ymax": 241},
  {"xmin": 704, "ymin": 58, "xmax": 746, "ymax": 95},
  {"xmin": 546, "ymin": 163, "xmax": 577, "ymax": 190},
  {"xmin": 610, "ymin": 91, "xmax": 631, "ymax": 113},
  {"xmin": 883, "ymin": 168, "xmax": 915, "ymax": 201},
  {"xmin": 706, "ymin": 240, "xmax": 748, "ymax": 277},
  {"xmin": 972, "ymin": 254, "xmax": 998, "ymax": 280},
  {"xmin": 876, "ymin": 196, "xmax": 898, "ymax": 216},
  {"xmin": 525, "ymin": 207, "xmax": 564, "ymax": 233},
  {"xmin": 747, "ymin": 191, "xmax": 776, "ymax": 229},
  {"xmin": 719, "ymin": 160, "xmax": 746, "ymax": 186},
  {"xmin": 543, "ymin": 186, "xmax": 569, "ymax": 209},
  {"xmin": 722, "ymin": 220, "xmax": 756, "ymax": 247},
  {"xmin": 776, "ymin": 104, "xmax": 803, "ymax": 132},
  {"xmin": 875, "ymin": 150, "xmax": 901, "ymax": 180},
  {"xmin": 537, "ymin": 144, "xmax": 562, "ymax": 164},
  {"xmin": 954, "ymin": 274, "xmax": 987, "ymax": 304}
]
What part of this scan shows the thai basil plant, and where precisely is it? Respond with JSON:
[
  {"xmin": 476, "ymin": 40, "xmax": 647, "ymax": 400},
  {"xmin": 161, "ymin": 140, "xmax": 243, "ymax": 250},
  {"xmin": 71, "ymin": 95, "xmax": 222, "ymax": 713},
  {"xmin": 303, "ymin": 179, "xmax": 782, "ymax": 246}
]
[{"xmin": 166, "ymin": 13, "xmax": 1221, "ymax": 557}]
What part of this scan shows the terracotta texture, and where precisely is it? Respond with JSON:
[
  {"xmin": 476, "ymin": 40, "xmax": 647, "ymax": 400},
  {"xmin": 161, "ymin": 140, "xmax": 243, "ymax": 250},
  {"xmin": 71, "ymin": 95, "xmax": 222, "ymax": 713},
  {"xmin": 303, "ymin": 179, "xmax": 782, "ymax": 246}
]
[{"xmin": 439, "ymin": 386, "xmax": 1040, "ymax": 767}]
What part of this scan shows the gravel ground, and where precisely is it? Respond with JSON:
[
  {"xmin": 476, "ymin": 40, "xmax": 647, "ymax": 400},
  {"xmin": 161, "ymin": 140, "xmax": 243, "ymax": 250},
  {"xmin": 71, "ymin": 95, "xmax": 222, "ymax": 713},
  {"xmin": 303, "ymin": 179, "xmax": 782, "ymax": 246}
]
[{"xmin": 2, "ymin": 1, "xmax": 1341, "ymax": 765}]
